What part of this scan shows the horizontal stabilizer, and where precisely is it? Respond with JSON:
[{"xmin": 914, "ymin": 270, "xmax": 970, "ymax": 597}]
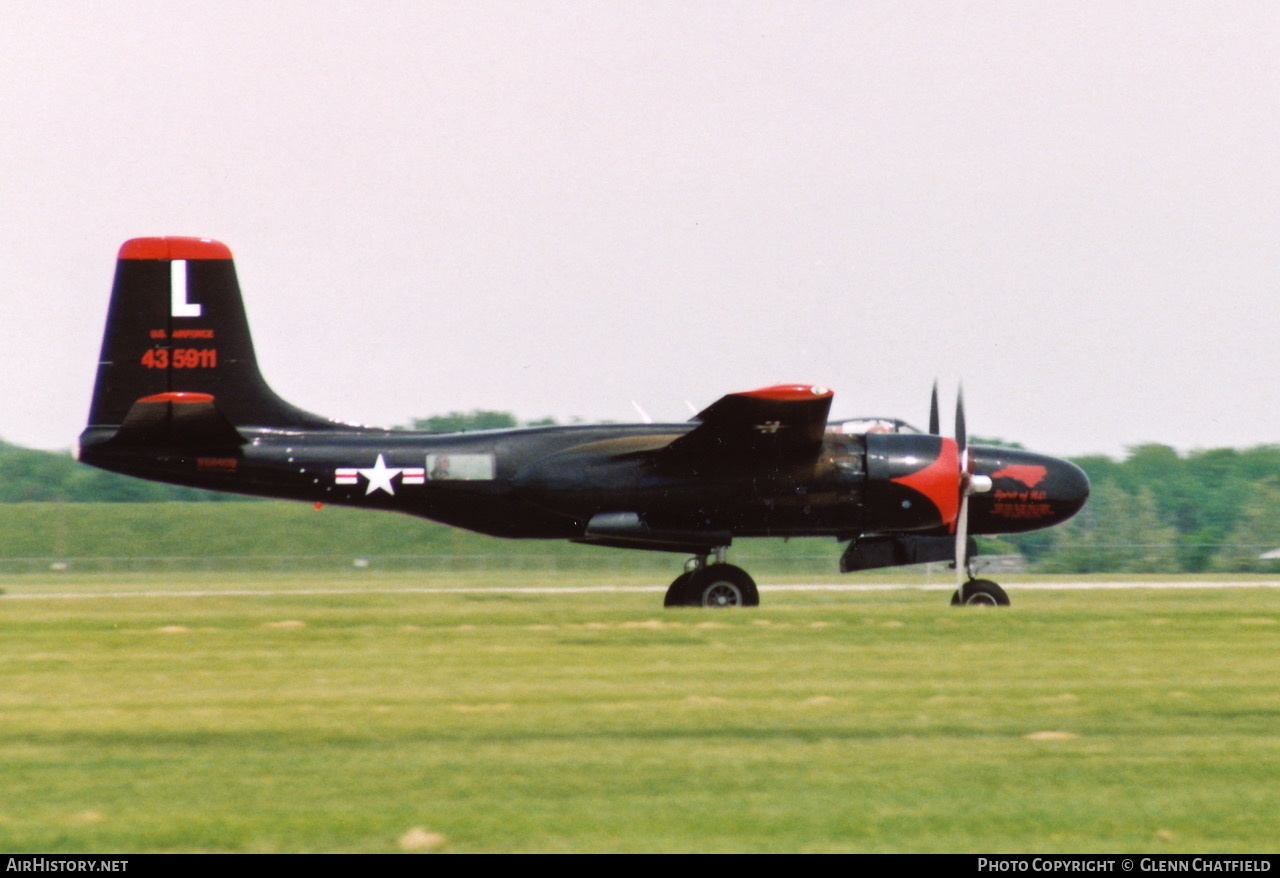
[{"xmin": 108, "ymin": 392, "xmax": 246, "ymax": 449}]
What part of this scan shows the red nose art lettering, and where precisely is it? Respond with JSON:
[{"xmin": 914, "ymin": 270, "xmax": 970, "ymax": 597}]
[
  {"xmin": 992, "ymin": 465, "xmax": 1048, "ymax": 489},
  {"xmin": 991, "ymin": 501, "xmax": 1053, "ymax": 520}
]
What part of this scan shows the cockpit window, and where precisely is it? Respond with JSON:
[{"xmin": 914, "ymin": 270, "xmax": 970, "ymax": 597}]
[{"xmin": 827, "ymin": 418, "xmax": 924, "ymax": 435}]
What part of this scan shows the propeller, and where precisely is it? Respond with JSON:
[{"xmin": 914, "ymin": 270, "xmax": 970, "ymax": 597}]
[
  {"xmin": 924, "ymin": 381, "xmax": 995, "ymax": 598},
  {"xmin": 950, "ymin": 385, "xmax": 991, "ymax": 599}
]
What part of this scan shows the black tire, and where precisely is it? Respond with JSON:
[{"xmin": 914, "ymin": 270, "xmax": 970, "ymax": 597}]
[
  {"xmin": 685, "ymin": 564, "xmax": 759, "ymax": 608},
  {"xmin": 950, "ymin": 579, "xmax": 1010, "ymax": 607},
  {"xmin": 663, "ymin": 571, "xmax": 696, "ymax": 607}
]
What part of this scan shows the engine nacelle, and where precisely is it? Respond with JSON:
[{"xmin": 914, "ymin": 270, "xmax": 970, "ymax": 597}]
[{"xmin": 863, "ymin": 433, "xmax": 961, "ymax": 533}]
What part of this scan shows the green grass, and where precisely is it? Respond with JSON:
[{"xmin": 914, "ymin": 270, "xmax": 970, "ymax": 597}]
[
  {"xmin": 0, "ymin": 573, "xmax": 1276, "ymax": 852},
  {"xmin": 0, "ymin": 502, "xmax": 855, "ymax": 579}
]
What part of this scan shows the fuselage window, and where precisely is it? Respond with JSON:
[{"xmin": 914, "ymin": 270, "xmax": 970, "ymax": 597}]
[{"xmin": 427, "ymin": 453, "xmax": 496, "ymax": 481}]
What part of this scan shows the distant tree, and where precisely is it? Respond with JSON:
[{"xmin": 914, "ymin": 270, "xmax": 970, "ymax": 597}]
[
  {"xmin": 0, "ymin": 445, "xmax": 76, "ymax": 501},
  {"xmin": 8, "ymin": 419, "xmax": 1280, "ymax": 567},
  {"xmin": 1211, "ymin": 481, "xmax": 1280, "ymax": 572},
  {"xmin": 407, "ymin": 411, "xmax": 559, "ymax": 432},
  {"xmin": 409, "ymin": 410, "xmax": 518, "ymax": 432},
  {"xmin": 0, "ymin": 439, "xmax": 239, "ymax": 503},
  {"xmin": 1071, "ymin": 454, "xmax": 1125, "ymax": 488},
  {"xmin": 1118, "ymin": 444, "xmax": 1198, "ymax": 533},
  {"xmin": 1123, "ymin": 486, "xmax": 1184, "ymax": 573},
  {"xmin": 969, "ymin": 436, "xmax": 1025, "ymax": 450},
  {"xmin": 1038, "ymin": 483, "xmax": 1179, "ymax": 573},
  {"xmin": 1024, "ymin": 444, "xmax": 1280, "ymax": 573}
]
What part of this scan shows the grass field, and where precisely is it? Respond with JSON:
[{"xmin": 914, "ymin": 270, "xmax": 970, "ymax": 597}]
[{"xmin": 0, "ymin": 571, "xmax": 1277, "ymax": 853}]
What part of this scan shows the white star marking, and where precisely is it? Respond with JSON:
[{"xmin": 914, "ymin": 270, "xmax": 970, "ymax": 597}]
[{"xmin": 358, "ymin": 454, "xmax": 402, "ymax": 495}]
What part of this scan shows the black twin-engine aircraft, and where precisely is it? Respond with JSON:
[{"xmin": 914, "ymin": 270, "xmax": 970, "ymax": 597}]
[{"xmin": 78, "ymin": 238, "xmax": 1089, "ymax": 607}]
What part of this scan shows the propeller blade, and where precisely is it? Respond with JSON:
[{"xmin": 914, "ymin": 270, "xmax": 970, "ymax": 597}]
[
  {"xmin": 929, "ymin": 381, "xmax": 940, "ymax": 435},
  {"xmin": 955, "ymin": 484, "xmax": 971, "ymax": 593},
  {"xmin": 954, "ymin": 385, "xmax": 971, "ymax": 595}
]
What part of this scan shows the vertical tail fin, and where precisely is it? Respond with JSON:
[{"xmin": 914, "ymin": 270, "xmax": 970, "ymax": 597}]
[{"xmin": 87, "ymin": 237, "xmax": 334, "ymax": 431}]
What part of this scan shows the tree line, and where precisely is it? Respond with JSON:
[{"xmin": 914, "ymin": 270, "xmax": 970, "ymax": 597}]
[
  {"xmin": 998, "ymin": 443, "xmax": 1280, "ymax": 573},
  {"xmin": 7, "ymin": 419, "xmax": 1280, "ymax": 573}
]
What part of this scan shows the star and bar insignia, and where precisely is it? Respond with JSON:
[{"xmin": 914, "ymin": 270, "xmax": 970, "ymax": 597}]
[{"xmin": 334, "ymin": 454, "xmax": 425, "ymax": 495}]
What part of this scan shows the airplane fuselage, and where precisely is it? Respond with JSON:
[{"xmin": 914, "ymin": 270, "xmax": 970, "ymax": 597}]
[{"xmin": 78, "ymin": 421, "xmax": 1086, "ymax": 549}]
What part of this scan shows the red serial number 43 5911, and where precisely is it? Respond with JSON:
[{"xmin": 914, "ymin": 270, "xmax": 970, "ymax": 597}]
[{"xmin": 140, "ymin": 348, "xmax": 218, "ymax": 369}]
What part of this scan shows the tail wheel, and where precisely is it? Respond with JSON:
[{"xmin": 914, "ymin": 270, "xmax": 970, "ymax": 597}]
[
  {"xmin": 685, "ymin": 564, "xmax": 759, "ymax": 608},
  {"xmin": 950, "ymin": 579, "xmax": 1010, "ymax": 607}
]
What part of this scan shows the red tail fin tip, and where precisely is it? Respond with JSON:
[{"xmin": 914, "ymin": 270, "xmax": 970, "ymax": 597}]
[{"xmin": 118, "ymin": 237, "xmax": 232, "ymax": 261}]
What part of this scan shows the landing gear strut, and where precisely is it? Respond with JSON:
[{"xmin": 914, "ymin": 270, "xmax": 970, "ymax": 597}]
[{"xmin": 663, "ymin": 549, "xmax": 759, "ymax": 608}]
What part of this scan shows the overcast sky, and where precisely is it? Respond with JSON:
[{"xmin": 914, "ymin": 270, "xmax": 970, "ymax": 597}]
[{"xmin": 3, "ymin": 1, "xmax": 1278, "ymax": 458}]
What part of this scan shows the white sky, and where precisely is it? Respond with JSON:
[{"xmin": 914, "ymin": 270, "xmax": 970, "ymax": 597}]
[{"xmin": 3, "ymin": 1, "xmax": 1278, "ymax": 458}]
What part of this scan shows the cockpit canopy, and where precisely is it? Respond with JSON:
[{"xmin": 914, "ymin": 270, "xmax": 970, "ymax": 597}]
[{"xmin": 826, "ymin": 418, "xmax": 925, "ymax": 436}]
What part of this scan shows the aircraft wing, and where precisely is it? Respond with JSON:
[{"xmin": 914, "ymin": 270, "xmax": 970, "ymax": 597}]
[{"xmin": 659, "ymin": 384, "xmax": 834, "ymax": 467}]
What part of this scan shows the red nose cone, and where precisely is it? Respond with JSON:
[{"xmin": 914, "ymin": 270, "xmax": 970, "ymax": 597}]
[{"xmin": 968, "ymin": 448, "xmax": 1090, "ymax": 534}]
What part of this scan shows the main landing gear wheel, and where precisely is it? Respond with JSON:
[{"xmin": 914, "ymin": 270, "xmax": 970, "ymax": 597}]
[
  {"xmin": 950, "ymin": 579, "xmax": 1010, "ymax": 607},
  {"xmin": 664, "ymin": 563, "xmax": 759, "ymax": 608},
  {"xmin": 663, "ymin": 571, "xmax": 696, "ymax": 608}
]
